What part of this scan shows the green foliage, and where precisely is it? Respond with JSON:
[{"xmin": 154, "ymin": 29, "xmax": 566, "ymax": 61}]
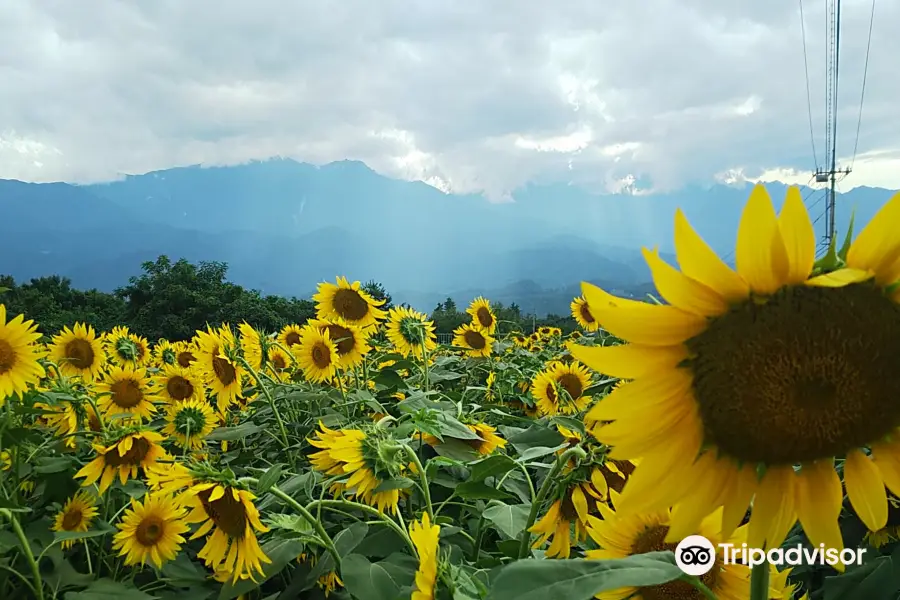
[{"xmin": 429, "ymin": 297, "xmax": 578, "ymax": 335}]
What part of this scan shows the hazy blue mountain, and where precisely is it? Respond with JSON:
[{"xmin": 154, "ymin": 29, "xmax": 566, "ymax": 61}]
[{"xmin": 2, "ymin": 158, "xmax": 897, "ymax": 314}]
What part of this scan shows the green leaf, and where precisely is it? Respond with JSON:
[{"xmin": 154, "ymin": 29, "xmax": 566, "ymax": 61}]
[
  {"xmin": 433, "ymin": 438, "xmax": 481, "ymax": 462},
  {"xmin": 482, "ymin": 502, "xmax": 532, "ymax": 539},
  {"xmin": 34, "ymin": 456, "xmax": 77, "ymax": 474},
  {"xmin": 486, "ymin": 552, "xmax": 685, "ymax": 600},
  {"xmin": 335, "ymin": 522, "xmax": 370, "ymax": 557},
  {"xmin": 837, "ymin": 209, "xmax": 857, "ymax": 262},
  {"xmin": 518, "ymin": 443, "xmax": 568, "ymax": 462},
  {"xmin": 206, "ymin": 422, "xmax": 266, "ymax": 441},
  {"xmin": 340, "ymin": 554, "xmax": 403, "ymax": 600},
  {"xmin": 255, "ymin": 463, "xmax": 284, "ymax": 494},
  {"xmin": 456, "ymin": 481, "xmax": 514, "ymax": 501},
  {"xmin": 53, "ymin": 523, "xmax": 116, "ymax": 544},
  {"xmin": 824, "ymin": 555, "xmax": 896, "ymax": 600},
  {"xmin": 375, "ymin": 477, "xmax": 416, "ymax": 493},
  {"xmin": 549, "ymin": 416, "xmax": 585, "ymax": 435},
  {"xmin": 468, "ymin": 455, "xmax": 518, "ymax": 483},
  {"xmin": 373, "ymin": 369, "xmax": 405, "ymax": 389},
  {"xmin": 436, "ymin": 413, "xmax": 481, "ymax": 440},
  {"xmin": 506, "ymin": 425, "xmax": 564, "ymax": 455},
  {"xmin": 267, "ymin": 513, "xmax": 314, "ymax": 535},
  {"xmin": 0, "ymin": 497, "xmax": 30, "ymax": 512},
  {"xmin": 65, "ymin": 578, "xmax": 158, "ymax": 600},
  {"xmin": 160, "ymin": 553, "xmax": 208, "ymax": 585}
]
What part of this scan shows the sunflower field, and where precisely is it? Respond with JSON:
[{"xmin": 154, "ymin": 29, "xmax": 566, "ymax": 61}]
[{"xmin": 1, "ymin": 184, "xmax": 900, "ymax": 600}]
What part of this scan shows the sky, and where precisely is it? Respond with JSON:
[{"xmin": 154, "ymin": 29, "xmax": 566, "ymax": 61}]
[{"xmin": 1, "ymin": 0, "xmax": 898, "ymax": 199}]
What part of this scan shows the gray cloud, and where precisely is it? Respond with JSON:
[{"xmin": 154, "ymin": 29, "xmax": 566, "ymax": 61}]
[{"xmin": 1, "ymin": 0, "xmax": 896, "ymax": 196}]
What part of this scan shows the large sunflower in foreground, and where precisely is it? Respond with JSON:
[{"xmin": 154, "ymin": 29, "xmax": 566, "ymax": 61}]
[
  {"xmin": 75, "ymin": 430, "xmax": 169, "ymax": 494},
  {"xmin": 112, "ymin": 493, "xmax": 189, "ymax": 568},
  {"xmin": 313, "ymin": 276, "xmax": 387, "ymax": 330},
  {"xmin": 452, "ymin": 323, "xmax": 494, "ymax": 358},
  {"xmin": 466, "ymin": 297, "xmax": 497, "ymax": 334},
  {"xmin": 306, "ymin": 318, "xmax": 371, "ymax": 369},
  {"xmin": 0, "ymin": 305, "xmax": 45, "ymax": 402},
  {"xmin": 53, "ymin": 490, "xmax": 100, "ymax": 549},
  {"xmin": 385, "ymin": 306, "xmax": 438, "ymax": 359},
  {"xmin": 410, "ymin": 512, "xmax": 441, "ymax": 600},
  {"xmin": 49, "ymin": 323, "xmax": 106, "ymax": 381},
  {"xmin": 571, "ymin": 184, "xmax": 900, "ymax": 552},
  {"xmin": 96, "ymin": 364, "xmax": 160, "ymax": 422},
  {"xmin": 571, "ymin": 296, "xmax": 600, "ymax": 332}
]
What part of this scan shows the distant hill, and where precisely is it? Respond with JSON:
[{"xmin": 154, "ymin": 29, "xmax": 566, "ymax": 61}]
[{"xmin": 1, "ymin": 158, "xmax": 896, "ymax": 315}]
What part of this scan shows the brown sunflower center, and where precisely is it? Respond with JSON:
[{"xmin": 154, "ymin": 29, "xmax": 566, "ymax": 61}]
[
  {"xmin": 631, "ymin": 525, "xmax": 717, "ymax": 600},
  {"xmin": 284, "ymin": 331, "xmax": 301, "ymax": 347},
  {"xmin": 324, "ymin": 324, "xmax": 354, "ymax": 355},
  {"xmin": 0, "ymin": 339, "xmax": 16, "ymax": 375},
  {"xmin": 332, "ymin": 289, "xmax": 370, "ymax": 322},
  {"xmin": 559, "ymin": 493, "xmax": 580, "ymax": 521},
  {"xmin": 598, "ymin": 460, "xmax": 635, "ymax": 496},
  {"xmin": 579, "ymin": 303, "xmax": 596, "ymax": 324},
  {"xmin": 61, "ymin": 508, "xmax": 84, "ymax": 530},
  {"xmin": 135, "ymin": 516, "xmax": 165, "ymax": 546},
  {"xmin": 199, "ymin": 487, "xmax": 248, "ymax": 539},
  {"xmin": 476, "ymin": 307, "xmax": 494, "ymax": 328},
  {"xmin": 109, "ymin": 378, "xmax": 144, "ymax": 408},
  {"xmin": 463, "ymin": 330, "xmax": 486, "ymax": 350},
  {"xmin": 64, "ymin": 339, "xmax": 95, "ymax": 370},
  {"xmin": 272, "ymin": 354, "xmax": 287, "ymax": 370},
  {"xmin": 311, "ymin": 342, "xmax": 332, "ymax": 369},
  {"xmin": 556, "ymin": 373, "xmax": 584, "ymax": 401},
  {"xmin": 212, "ymin": 356, "xmax": 237, "ymax": 386},
  {"xmin": 104, "ymin": 437, "xmax": 152, "ymax": 467},
  {"xmin": 688, "ymin": 282, "xmax": 900, "ymax": 465},
  {"xmin": 544, "ymin": 383, "xmax": 558, "ymax": 403},
  {"xmin": 176, "ymin": 351, "xmax": 196, "ymax": 368},
  {"xmin": 166, "ymin": 375, "xmax": 195, "ymax": 401}
]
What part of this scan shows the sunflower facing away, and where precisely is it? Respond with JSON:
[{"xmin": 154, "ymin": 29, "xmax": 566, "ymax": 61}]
[
  {"xmin": 410, "ymin": 512, "xmax": 441, "ymax": 600},
  {"xmin": 53, "ymin": 490, "xmax": 100, "ymax": 549},
  {"xmin": 163, "ymin": 398, "xmax": 217, "ymax": 451},
  {"xmin": 420, "ymin": 422, "xmax": 507, "ymax": 456},
  {"xmin": 293, "ymin": 326, "xmax": 340, "ymax": 383},
  {"xmin": 112, "ymin": 493, "xmax": 189, "ymax": 568},
  {"xmin": 385, "ymin": 306, "xmax": 438, "ymax": 359},
  {"xmin": 238, "ymin": 322, "xmax": 266, "ymax": 372},
  {"xmin": 156, "ymin": 365, "xmax": 205, "ymax": 404},
  {"xmin": 452, "ymin": 323, "xmax": 494, "ymax": 358},
  {"xmin": 530, "ymin": 361, "xmax": 592, "ymax": 416},
  {"xmin": 194, "ymin": 326, "xmax": 245, "ymax": 413},
  {"xmin": 571, "ymin": 184, "xmax": 900, "ymax": 553},
  {"xmin": 39, "ymin": 398, "xmax": 103, "ymax": 448},
  {"xmin": 49, "ymin": 322, "xmax": 106, "ymax": 381},
  {"xmin": 306, "ymin": 318, "xmax": 371, "ymax": 369},
  {"xmin": 313, "ymin": 276, "xmax": 387, "ymax": 330},
  {"xmin": 96, "ymin": 364, "xmax": 160, "ymax": 422},
  {"xmin": 75, "ymin": 430, "xmax": 169, "ymax": 494},
  {"xmin": 0, "ymin": 305, "xmax": 45, "ymax": 402},
  {"xmin": 466, "ymin": 297, "xmax": 497, "ymax": 334},
  {"xmin": 153, "ymin": 339, "xmax": 178, "ymax": 367},
  {"xmin": 104, "ymin": 326, "xmax": 150, "ymax": 367},
  {"xmin": 571, "ymin": 296, "xmax": 600, "ymax": 332}
]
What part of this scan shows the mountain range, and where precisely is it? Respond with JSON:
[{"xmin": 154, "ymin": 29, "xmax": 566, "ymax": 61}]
[{"xmin": 1, "ymin": 158, "xmax": 896, "ymax": 315}]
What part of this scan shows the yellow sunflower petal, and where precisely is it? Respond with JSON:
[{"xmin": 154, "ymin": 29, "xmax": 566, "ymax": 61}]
[
  {"xmin": 805, "ymin": 268, "xmax": 875, "ymax": 288},
  {"xmin": 641, "ymin": 247, "xmax": 729, "ymax": 316},
  {"xmin": 844, "ymin": 449, "xmax": 888, "ymax": 532},
  {"xmin": 581, "ymin": 282, "xmax": 707, "ymax": 346},
  {"xmin": 846, "ymin": 191, "xmax": 900, "ymax": 282},
  {"xmin": 568, "ymin": 343, "xmax": 688, "ymax": 380},
  {"xmin": 673, "ymin": 209, "xmax": 750, "ymax": 301},
  {"xmin": 871, "ymin": 439, "xmax": 900, "ymax": 497},
  {"xmin": 747, "ymin": 466, "xmax": 796, "ymax": 550},
  {"xmin": 794, "ymin": 459, "xmax": 844, "ymax": 553},
  {"xmin": 778, "ymin": 187, "xmax": 817, "ymax": 284},
  {"xmin": 735, "ymin": 184, "xmax": 790, "ymax": 294}
]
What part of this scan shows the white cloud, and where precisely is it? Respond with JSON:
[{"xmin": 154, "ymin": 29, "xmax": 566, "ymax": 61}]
[{"xmin": 0, "ymin": 0, "xmax": 897, "ymax": 197}]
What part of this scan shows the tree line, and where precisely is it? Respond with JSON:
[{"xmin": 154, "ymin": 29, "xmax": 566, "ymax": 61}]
[{"xmin": 0, "ymin": 255, "xmax": 577, "ymax": 342}]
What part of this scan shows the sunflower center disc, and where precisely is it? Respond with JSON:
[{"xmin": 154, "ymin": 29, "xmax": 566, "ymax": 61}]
[
  {"xmin": 463, "ymin": 330, "xmax": 486, "ymax": 350},
  {"xmin": 136, "ymin": 516, "xmax": 165, "ymax": 545},
  {"xmin": 284, "ymin": 332, "xmax": 301, "ymax": 347},
  {"xmin": 110, "ymin": 379, "xmax": 144, "ymax": 409},
  {"xmin": 167, "ymin": 376, "xmax": 195, "ymax": 401},
  {"xmin": 325, "ymin": 324, "xmax": 354, "ymax": 354},
  {"xmin": 272, "ymin": 355, "xmax": 287, "ymax": 370},
  {"xmin": 62, "ymin": 508, "xmax": 84, "ymax": 530},
  {"xmin": 64, "ymin": 339, "xmax": 95, "ymax": 370},
  {"xmin": 476, "ymin": 307, "xmax": 493, "ymax": 328},
  {"xmin": 176, "ymin": 351, "xmax": 195, "ymax": 367},
  {"xmin": 631, "ymin": 525, "xmax": 716, "ymax": 600},
  {"xmin": 688, "ymin": 283, "xmax": 900, "ymax": 465},
  {"xmin": 597, "ymin": 460, "xmax": 635, "ymax": 496},
  {"xmin": 311, "ymin": 343, "xmax": 331, "ymax": 369},
  {"xmin": 200, "ymin": 488, "xmax": 248, "ymax": 539},
  {"xmin": 333, "ymin": 289, "xmax": 370, "ymax": 321},
  {"xmin": 0, "ymin": 339, "xmax": 16, "ymax": 374},
  {"xmin": 212, "ymin": 356, "xmax": 237, "ymax": 386},
  {"xmin": 556, "ymin": 373, "xmax": 584, "ymax": 400},
  {"xmin": 579, "ymin": 303, "xmax": 595, "ymax": 324},
  {"xmin": 104, "ymin": 437, "xmax": 152, "ymax": 467}
]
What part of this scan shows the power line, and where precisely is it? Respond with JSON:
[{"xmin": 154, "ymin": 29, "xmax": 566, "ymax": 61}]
[
  {"xmin": 850, "ymin": 0, "xmax": 876, "ymax": 167},
  {"xmin": 799, "ymin": 0, "xmax": 820, "ymax": 169}
]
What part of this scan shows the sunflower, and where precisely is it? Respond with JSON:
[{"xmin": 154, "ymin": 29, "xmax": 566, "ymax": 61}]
[
  {"xmin": 49, "ymin": 323, "xmax": 106, "ymax": 381},
  {"xmin": 153, "ymin": 339, "xmax": 178, "ymax": 367},
  {"xmin": 163, "ymin": 398, "xmax": 217, "ymax": 451},
  {"xmin": 39, "ymin": 398, "xmax": 103, "ymax": 448},
  {"xmin": 0, "ymin": 305, "xmax": 45, "ymax": 402},
  {"xmin": 485, "ymin": 371, "xmax": 496, "ymax": 401},
  {"xmin": 452, "ymin": 323, "xmax": 494, "ymax": 358},
  {"xmin": 112, "ymin": 493, "xmax": 189, "ymax": 568},
  {"xmin": 194, "ymin": 326, "xmax": 245, "ymax": 413},
  {"xmin": 511, "ymin": 333, "xmax": 529, "ymax": 348},
  {"xmin": 466, "ymin": 297, "xmax": 497, "ymax": 334},
  {"xmin": 571, "ymin": 296, "xmax": 600, "ymax": 332},
  {"xmin": 306, "ymin": 318, "xmax": 371, "ymax": 369},
  {"xmin": 583, "ymin": 503, "xmax": 787, "ymax": 600},
  {"xmin": 410, "ymin": 512, "xmax": 441, "ymax": 600},
  {"xmin": 104, "ymin": 327, "xmax": 150, "ymax": 367},
  {"xmin": 530, "ymin": 361, "xmax": 592, "ymax": 416},
  {"xmin": 277, "ymin": 324, "xmax": 305, "ymax": 350},
  {"xmin": 172, "ymin": 341, "xmax": 198, "ymax": 370},
  {"xmin": 0, "ymin": 450, "xmax": 10, "ymax": 471},
  {"xmin": 238, "ymin": 322, "xmax": 266, "ymax": 372},
  {"xmin": 864, "ymin": 493, "xmax": 900, "ymax": 548},
  {"xmin": 266, "ymin": 347, "xmax": 293, "ymax": 381},
  {"xmin": 75, "ymin": 430, "xmax": 169, "ymax": 494},
  {"xmin": 53, "ymin": 490, "xmax": 100, "ymax": 549},
  {"xmin": 156, "ymin": 365, "xmax": 205, "ymax": 404},
  {"xmin": 180, "ymin": 482, "xmax": 271, "ymax": 582},
  {"xmin": 420, "ymin": 422, "xmax": 507, "ymax": 456},
  {"xmin": 385, "ymin": 307, "xmax": 438, "ymax": 359},
  {"xmin": 571, "ymin": 185, "xmax": 900, "ymax": 552},
  {"xmin": 293, "ymin": 326, "xmax": 340, "ymax": 383},
  {"xmin": 313, "ymin": 276, "xmax": 387, "ymax": 330},
  {"xmin": 307, "ymin": 423, "xmax": 410, "ymax": 514},
  {"xmin": 96, "ymin": 364, "xmax": 160, "ymax": 422},
  {"xmin": 297, "ymin": 553, "xmax": 345, "ymax": 596}
]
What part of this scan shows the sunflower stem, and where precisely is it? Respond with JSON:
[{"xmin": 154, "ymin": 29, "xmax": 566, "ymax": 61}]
[
  {"xmin": 84, "ymin": 394, "xmax": 107, "ymax": 435},
  {"xmin": 517, "ymin": 446, "xmax": 587, "ymax": 559},
  {"xmin": 403, "ymin": 444, "xmax": 434, "ymax": 520},
  {"xmin": 307, "ymin": 499, "xmax": 417, "ymax": 556},
  {"xmin": 259, "ymin": 483, "xmax": 342, "ymax": 570},
  {"xmin": 748, "ymin": 561, "xmax": 770, "ymax": 600},
  {"xmin": 238, "ymin": 358, "xmax": 290, "ymax": 454},
  {"xmin": 1, "ymin": 509, "xmax": 44, "ymax": 600}
]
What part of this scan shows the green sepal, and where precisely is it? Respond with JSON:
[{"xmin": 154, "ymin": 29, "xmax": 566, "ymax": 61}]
[{"xmin": 837, "ymin": 208, "xmax": 857, "ymax": 262}]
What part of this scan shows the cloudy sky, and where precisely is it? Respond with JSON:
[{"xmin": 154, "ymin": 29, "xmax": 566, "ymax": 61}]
[{"xmin": 1, "ymin": 0, "xmax": 897, "ymax": 198}]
